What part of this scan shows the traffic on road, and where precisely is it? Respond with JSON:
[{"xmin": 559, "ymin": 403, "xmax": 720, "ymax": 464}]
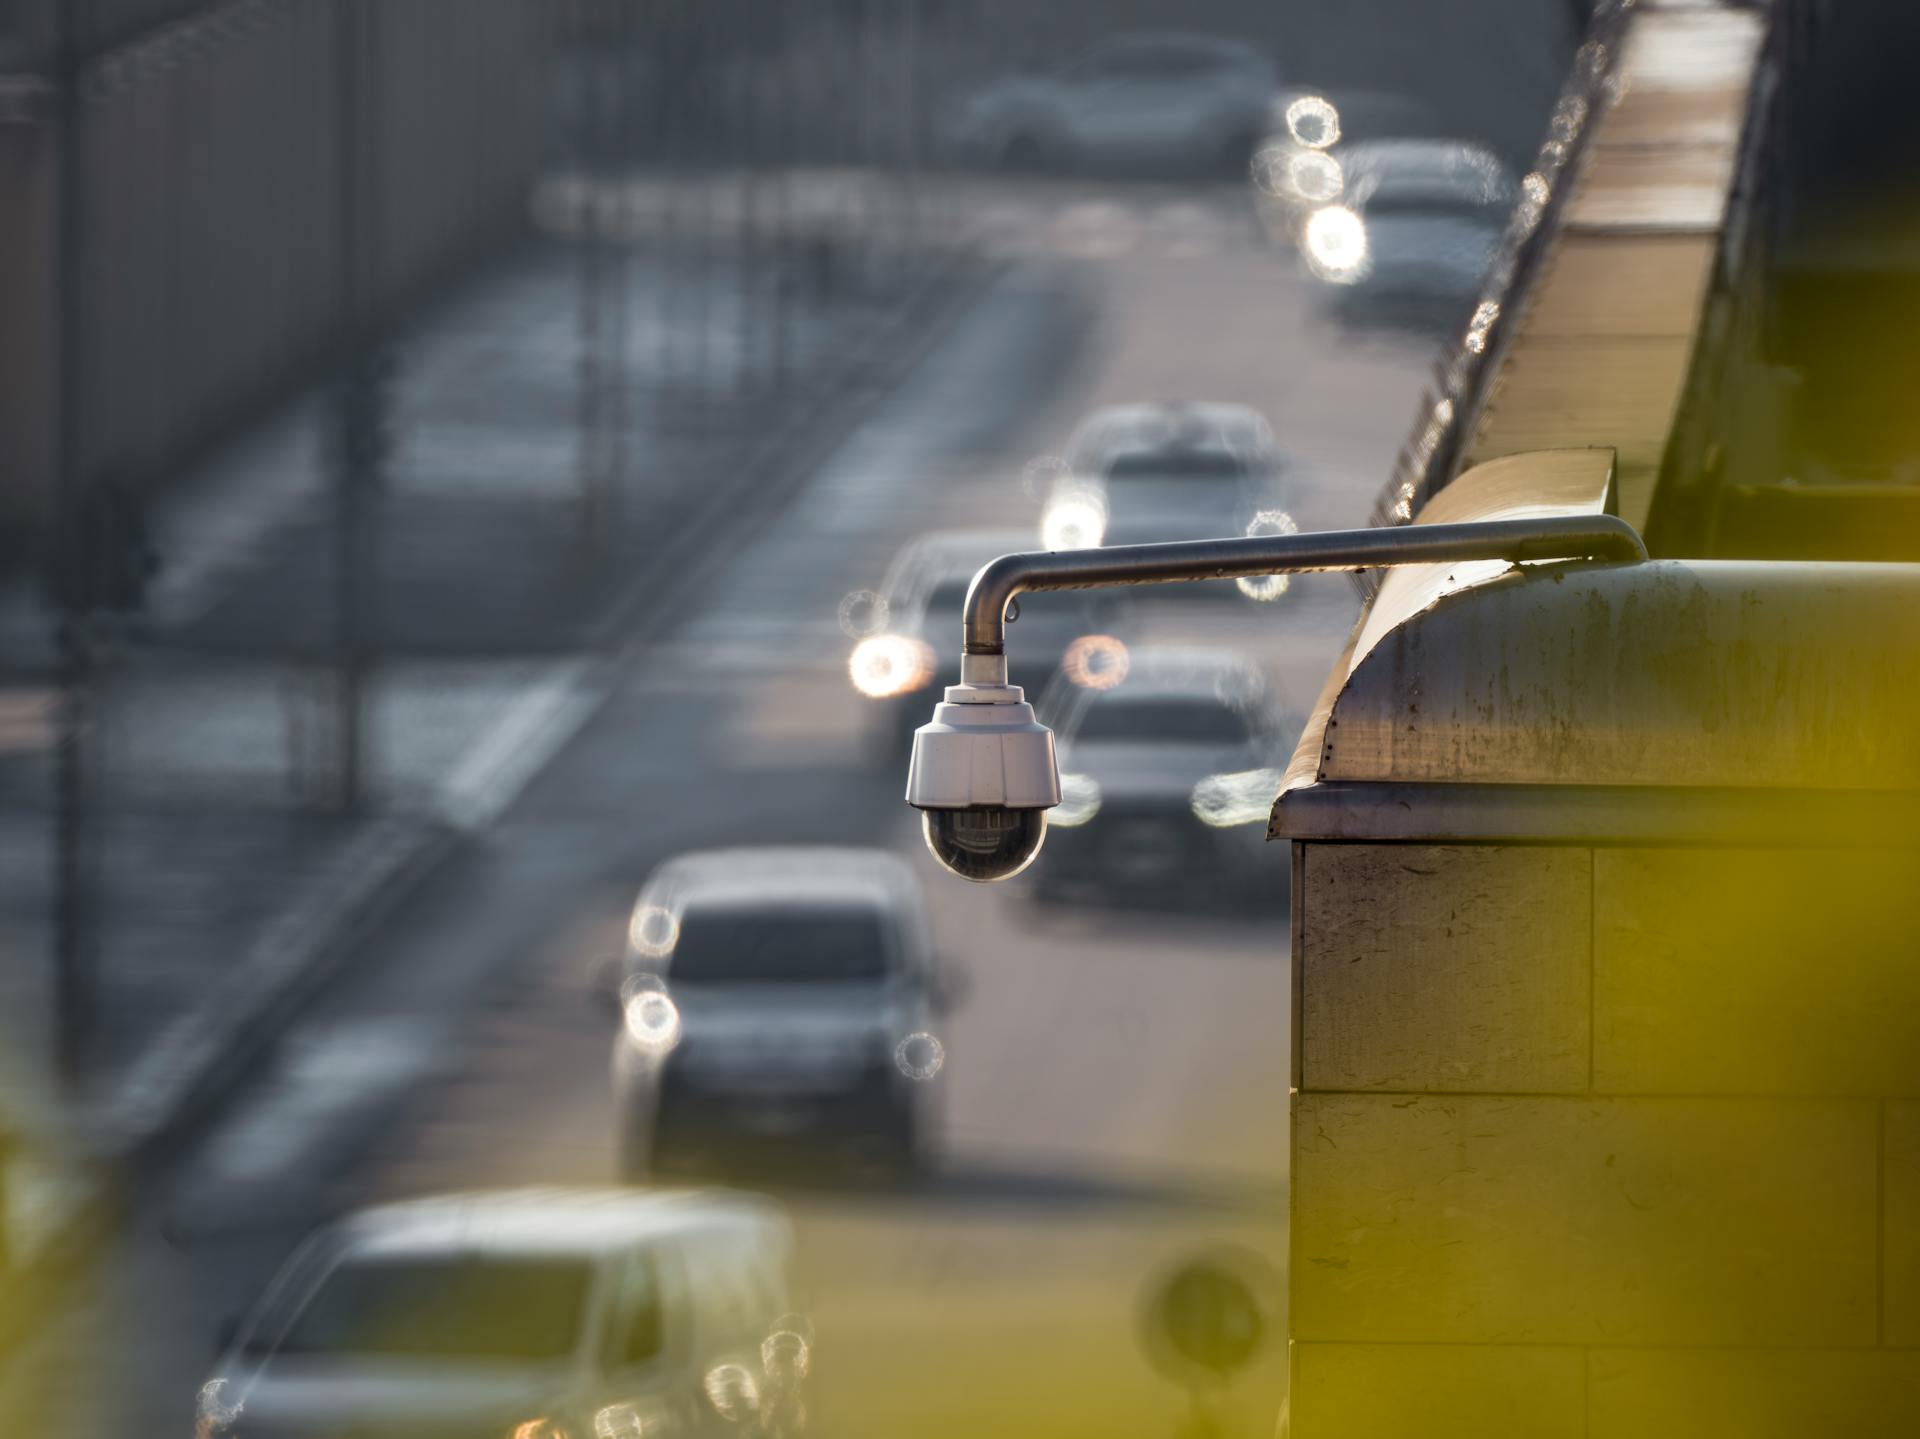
[{"xmin": 1, "ymin": 4, "xmax": 1576, "ymax": 1435}]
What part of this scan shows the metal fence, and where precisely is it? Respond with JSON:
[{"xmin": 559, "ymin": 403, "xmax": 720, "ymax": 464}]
[{"xmin": 0, "ymin": 0, "xmax": 542, "ymax": 559}]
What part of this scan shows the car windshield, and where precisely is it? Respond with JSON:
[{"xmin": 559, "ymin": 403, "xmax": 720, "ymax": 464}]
[
  {"xmin": 1106, "ymin": 451, "xmax": 1248, "ymax": 483},
  {"xmin": 1073, "ymin": 695, "xmax": 1250, "ymax": 745},
  {"xmin": 670, "ymin": 905, "xmax": 893, "ymax": 983},
  {"xmin": 267, "ymin": 1254, "xmax": 590, "ymax": 1362}
]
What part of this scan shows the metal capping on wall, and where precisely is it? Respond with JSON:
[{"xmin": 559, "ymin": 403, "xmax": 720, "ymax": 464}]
[{"xmin": 1352, "ymin": 0, "xmax": 1640, "ymax": 599}]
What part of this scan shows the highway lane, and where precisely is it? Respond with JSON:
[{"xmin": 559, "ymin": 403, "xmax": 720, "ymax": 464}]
[{"xmin": 6, "ymin": 193, "xmax": 1432, "ymax": 1437}]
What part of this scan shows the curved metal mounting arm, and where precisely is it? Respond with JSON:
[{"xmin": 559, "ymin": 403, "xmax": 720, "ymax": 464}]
[{"xmin": 960, "ymin": 515, "xmax": 1647, "ymax": 667}]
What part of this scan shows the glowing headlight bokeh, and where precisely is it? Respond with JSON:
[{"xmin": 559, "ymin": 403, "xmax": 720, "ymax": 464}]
[
  {"xmin": 196, "ymin": 1379, "xmax": 244, "ymax": 1439},
  {"xmin": 1041, "ymin": 488, "xmax": 1107, "ymax": 551},
  {"xmin": 893, "ymin": 1030, "xmax": 946, "ymax": 1081},
  {"xmin": 762, "ymin": 1321, "xmax": 814, "ymax": 1379},
  {"xmin": 703, "ymin": 1363, "xmax": 761, "ymax": 1424},
  {"xmin": 1051, "ymin": 771, "xmax": 1103, "ymax": 828},
  {"xmin": 1237, "ymin": 510, "xmax": 1300, "ymax": 602},
  {"xmin": 848, "ymin": 633, "xmax": 935, "ymax": 699},
  {"xmin": 1285, "ymin": 94, "xmax": 1340, "ymax": 150},
  {"xmin": 627, "ymin": 903, "xmax": 679, "ymax": 958},
  {"xmin": 1190, "ymin": 768, "xmax": 1286, "ymax": 829},
  {"xmin": 1061, "ymin": 633, "xmax": 1131, "ymax": 690},
  {"xmin": 1303, "ymin": 205, "xmax": 1369, "ymax": 284},
  {"xmin": 623, "ymin": 983, "xmax": 682, "ymax": 1057},
  {"xmin": 1288, "ymin": 149, "xmax": 1344, "ymax": 204},
  {"xmin": 835, "ymin": 588, "xmax": 889, "ymax": 640}
]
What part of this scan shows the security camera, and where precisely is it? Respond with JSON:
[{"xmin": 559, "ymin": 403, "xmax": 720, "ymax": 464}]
[
  {"xmin": 907, "ymin": 517, "xmax": 1650, "ymax": 885},
  {"xmin": 906, "ymin": 677, "xmax": 1060, "ymax": 882}
]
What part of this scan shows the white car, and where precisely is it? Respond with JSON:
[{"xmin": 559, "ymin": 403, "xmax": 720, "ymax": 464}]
[
  {"xmin": 612, "ymin": 848, "xmax": 957, "ymax": 1181},
  {"xmin": 1299, "ymin": 139, "xmax": 1517, "ymax": 326},
  {"xmin": 1035, "ymin": 647, "xmax": 1295, "ymax": 910},
  {"xmin": 942, "ymin": 32, "xmax": 1279, "ymax": 176},
  {"xmin": 198, "ymin": 1188, "xmax": 796, "ymax": 1439},
  {"xmin": 1039, "ymin": 403, "xmax": 1294, "ymax": 592}
]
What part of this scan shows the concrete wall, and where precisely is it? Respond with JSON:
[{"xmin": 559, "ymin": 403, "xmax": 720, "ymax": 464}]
[{"xmin": 1290, "ymin": 839, "xmax": 1920, "ymax": 1437}]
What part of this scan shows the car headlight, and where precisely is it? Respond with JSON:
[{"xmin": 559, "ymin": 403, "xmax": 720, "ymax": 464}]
[
  {"xmin": 1051, "ymin": 772, "xmax": 1102, "ymax": 828},
  {"xmin": 196, "ymin": 1379, "xmax": 244, "ymax": 1439},
  {"xmin": 1287, "ymin": 149, "xmax": 1343, "ymax": 204},
  {"xmin": 848, "ymin": 633, "xmax": 936, "ymax": 699},
  {"xmin": 703, "ymin": 1363, "xmax": 762, "ymax": 1425},
  {"xmin": 1061, "ymin": 633, "xmax": 1130, "ymax": 690},
  {"xmin": 1041, "ymin": 490, "xmax": 1107, "ymax": 551},
  {"xmin": 623, "ymin": 983, "xmax": 683, "ymax": 1058},
  {"xmin": 1302, "ymin": 205, "xmax": 1368, "ymax": 284},
  {"xmin": 1285, "ymin": 94, "xmax": 1341, "ymax": 149},
  {"xmin": 1190, "ymin": 768, "xmax": 1285, "ymax": 828}
]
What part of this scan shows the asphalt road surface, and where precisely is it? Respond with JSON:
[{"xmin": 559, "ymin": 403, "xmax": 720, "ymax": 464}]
[{"xmin": 7, "ymin": 181, "xmax": 1433, "ymax": 1438}]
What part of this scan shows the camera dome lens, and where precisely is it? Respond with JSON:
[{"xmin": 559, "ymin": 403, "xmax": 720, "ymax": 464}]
[{"xmin": 921, "ymin": 806, "xmax": 1048, "ymax": 883}]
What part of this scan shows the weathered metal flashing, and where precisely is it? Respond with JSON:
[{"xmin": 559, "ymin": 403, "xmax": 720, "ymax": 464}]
[
  {"xmin": 1273, "ymin": 780, "xmax": 1920, "ymax": 848},
  {"xmin": 1270, "ymin": 557, "xmax": 1920, "ymax": 840}
]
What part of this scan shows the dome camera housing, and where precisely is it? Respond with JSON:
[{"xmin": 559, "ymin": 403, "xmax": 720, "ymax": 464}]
[{"xmin": 907, "ymin": 682, "xmax": 1060, "ymax": 883}]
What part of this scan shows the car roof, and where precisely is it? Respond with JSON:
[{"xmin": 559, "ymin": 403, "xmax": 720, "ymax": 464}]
[
  {"xmin": 335, "ymin": 1188, "xmax": 789, "ymax": 1262},
  {"xmin": 1068, "ymin": 402, "xmax": 1276, "ymax": 470},
  {"xmin": 639, "ymin": 846, "xmax": 920, "ymax": 916}
]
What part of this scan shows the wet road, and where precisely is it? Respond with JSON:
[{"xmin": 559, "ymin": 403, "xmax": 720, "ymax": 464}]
[{"xmin": 11, "ymin": 191, "xmax": 1432, "ymax": 1437}]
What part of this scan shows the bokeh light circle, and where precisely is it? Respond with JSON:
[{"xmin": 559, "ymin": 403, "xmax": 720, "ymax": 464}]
[
  {"xmin": 1303, "ymin": 206, "xmax": 1368, "ymax": 284},
  {"xmin": 1288, "ymin": 149, "xmax": 1344, "ymax": 204},
  {"xmin": 623, "ymin": 986, "xmax": 682, "ymax": 1057},
  {"xmin": 848, "ymin": 634, "xmax": 935, "ymax": 699},
  {"xmin": 894, "ymin": 1031, "xmax": 946, "ymax": 1082},
  {"xmin": 627, "ymin": 904, "xmax": 680, "ymax": 958},
  {"xmin": 837, "ymin": 589, "xmax": 889, "ymax": 640},
  {"xmin": 1237, "ymin": 510, "xmax": 1301, "ymax": 601},
  {"xmin": 1285, "ymin": 94, "xmax": 1341, "ymax": 150},
  {"xmin": 1061, "ymin": 633, "xmax": 1132, "ymax": 690}
]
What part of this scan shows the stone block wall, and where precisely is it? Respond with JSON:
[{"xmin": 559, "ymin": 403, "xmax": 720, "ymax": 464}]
[{"xmin": 1290, "ymin": 840, "xmax": 1920, "ymax": 1437}]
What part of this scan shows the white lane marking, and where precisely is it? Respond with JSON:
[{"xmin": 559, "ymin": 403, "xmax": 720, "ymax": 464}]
[
  {"xmin": 434, "ymin": 658, "xmax": 603, "ymax": 832},
  {"xmin": 195, "ymin": 1019, "xmax": 438, "ymax": 1187}
]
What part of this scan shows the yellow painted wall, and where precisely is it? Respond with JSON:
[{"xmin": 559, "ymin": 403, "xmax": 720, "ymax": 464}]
[{"xmin": 1289, "ymin": 842, "xmax": 1920, "ymax": 1437}]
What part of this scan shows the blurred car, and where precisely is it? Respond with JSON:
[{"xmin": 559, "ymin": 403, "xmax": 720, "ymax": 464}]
[
  {"xmin": 940, "ymin": 32, "xmax": 1279, "ymax": 176},
  {"xmin": 848, "ymin": 528, "xmax": 1133, "ymax": 750},
  {"xmin": 198, "ymin": 1188, "xmax": 795, "ymax": 1439},
  {"xmin": 1039, "ymin": 403, "xmax": 1295, "ymax": 598},
  {"xmin": 613, "ymin": 848, "xmax": 956, "ymax": 1181},
  {"xmin": 1033, "ymin": 647, "xmax": 1296, "ymax": 909},
  {"xmin": 1251, "ymin": 87, "xmax": 1439, "ymax": 245},
  {"xmin": 1299, "ymin": 139, "xmax": 1517, "ymax": 328}
]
